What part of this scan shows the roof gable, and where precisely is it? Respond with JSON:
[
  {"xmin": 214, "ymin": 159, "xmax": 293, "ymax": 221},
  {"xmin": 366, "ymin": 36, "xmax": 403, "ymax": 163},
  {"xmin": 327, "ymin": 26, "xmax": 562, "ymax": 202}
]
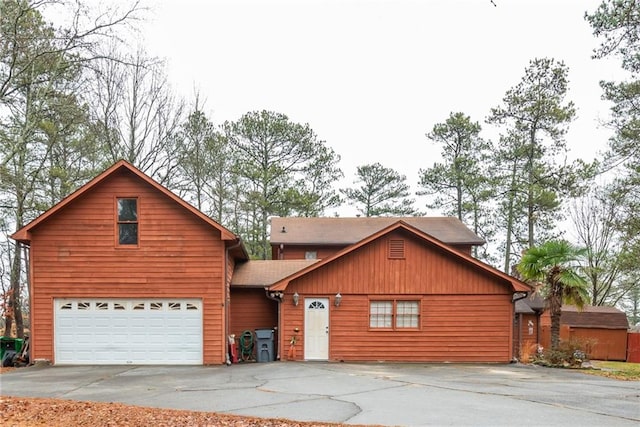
[
  {"xmin": 269, "ymin": 220, "xmax": 530, "ymax": 293},
  {"xmin": 11, "ymin": 160, "xmax": 241, "ymax": 249},
  {"xmin": 270, "ymin": 216, "xmax": 485, "ymax": 246}
]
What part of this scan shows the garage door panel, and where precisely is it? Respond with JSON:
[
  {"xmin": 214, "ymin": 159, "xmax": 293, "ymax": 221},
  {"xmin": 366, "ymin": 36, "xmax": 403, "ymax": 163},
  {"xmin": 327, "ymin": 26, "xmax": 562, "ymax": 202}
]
[{"xmin": 55, "ymin": 299, "xmax": 203, "ymax": 365}]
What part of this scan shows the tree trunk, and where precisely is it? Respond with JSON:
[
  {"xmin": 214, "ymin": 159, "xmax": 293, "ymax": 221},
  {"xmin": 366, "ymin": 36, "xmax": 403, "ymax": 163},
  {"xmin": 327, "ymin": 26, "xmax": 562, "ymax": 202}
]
[
  {"xmin": 549, "ymin": 271, "xmax": 563, "ymax": 351},
  {"xmin": 526, "ymin": 126, "xmax": 537, "ymax": 248},
  {"xmin": 4, "ymin": 242, "xmax": 23, "ymax": 338},
  {"xmin": 503, "ymin": 158, "xmax": 518, "ymax": 273}
]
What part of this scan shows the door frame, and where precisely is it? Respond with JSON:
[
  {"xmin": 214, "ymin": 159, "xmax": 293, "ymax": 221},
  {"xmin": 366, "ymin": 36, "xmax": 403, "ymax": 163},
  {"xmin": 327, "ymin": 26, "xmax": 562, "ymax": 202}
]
[{"xmin": 303, "ymin": 297, "xmax": 330, "ymax": 360}]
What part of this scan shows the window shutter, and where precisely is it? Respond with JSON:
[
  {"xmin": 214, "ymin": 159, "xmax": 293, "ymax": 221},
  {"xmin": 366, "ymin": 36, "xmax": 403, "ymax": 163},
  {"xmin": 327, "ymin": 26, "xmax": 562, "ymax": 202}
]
[{"xmin": 388, "ymin": 239, "xmax": 405, "ymax": 259}]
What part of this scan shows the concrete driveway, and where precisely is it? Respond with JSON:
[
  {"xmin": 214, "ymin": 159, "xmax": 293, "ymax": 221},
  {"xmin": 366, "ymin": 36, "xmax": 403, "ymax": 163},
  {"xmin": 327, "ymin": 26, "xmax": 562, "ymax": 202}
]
[{"xmin": 1, "ymin": 362, "xmax": 639, "ymax": 426}]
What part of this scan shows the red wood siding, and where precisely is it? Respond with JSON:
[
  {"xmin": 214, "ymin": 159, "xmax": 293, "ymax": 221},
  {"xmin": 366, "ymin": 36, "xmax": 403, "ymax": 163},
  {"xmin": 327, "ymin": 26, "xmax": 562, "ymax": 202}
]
[
  {"xmin": 28, "ymin": 169, "xmax": 227, "ymax": 364},
  {"xmin": 273, "ymin": 243, "xmax": 473, "ymax": 260},
  {"xmin": 516, "ymin": 313, "xmax": 539, "ymax": 361},
  {"xmin": 272, "ymin": 245, "xmax": 344, "ymax": 260},
  {"xmin": 628, "ymin": 333, "xmax": 640, "ymax": 363},
  {"xmin": 568, "ymin": 328, "xmax": 628, "ymax": 361},
  {"xmin": 287, "ymin": 231, "xmax": 511, "ymax": 296},
  {"xmin": 281, "ymin": 294, "xmax": 512, "ymax": 362},
  {"xmin": 230, "ymin": 288, "xmax": 278, "ymax": 339},
  {"xmin": 278, "ymin": 231, "xmax": 515, "ymax": 362}
]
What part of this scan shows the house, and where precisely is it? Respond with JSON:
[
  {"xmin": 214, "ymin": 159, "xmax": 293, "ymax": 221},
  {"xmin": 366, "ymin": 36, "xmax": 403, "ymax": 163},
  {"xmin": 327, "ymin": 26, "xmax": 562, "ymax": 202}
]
[
  {"xmin": 267, "ymin": 220, "xmax": 531, "ymax": 363},
  {"xmin": 12, "ymin": 161, "xmax": 532, "ymax": 365},
  {"xmin": 540, "ymin": 305, "xmax": 629, "ymax": 361},
  {"xmin": 11, "ymin": 160, "xmax": 247, "ymax": 365}
]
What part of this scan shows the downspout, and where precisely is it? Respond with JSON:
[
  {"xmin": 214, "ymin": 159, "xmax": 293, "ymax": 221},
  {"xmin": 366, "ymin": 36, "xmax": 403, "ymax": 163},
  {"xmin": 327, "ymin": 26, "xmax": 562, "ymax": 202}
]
[
  {"xmin": 224, "ymin": 238, "xmax": 243, "ymax": 365},
  {"xmin": 25, "ymin": 244, "xmax": 33, "ymax": 365},
  {"xmin": 265, "ymin": 289, "xmax": 284, "ymax": 360}
]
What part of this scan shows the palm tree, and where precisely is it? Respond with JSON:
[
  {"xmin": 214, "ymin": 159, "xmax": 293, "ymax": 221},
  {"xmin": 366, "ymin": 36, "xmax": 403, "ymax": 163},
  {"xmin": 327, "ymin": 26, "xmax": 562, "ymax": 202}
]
[{"xmin": 517, "ymin": 240, "xmax": 590, "ymax": 351}]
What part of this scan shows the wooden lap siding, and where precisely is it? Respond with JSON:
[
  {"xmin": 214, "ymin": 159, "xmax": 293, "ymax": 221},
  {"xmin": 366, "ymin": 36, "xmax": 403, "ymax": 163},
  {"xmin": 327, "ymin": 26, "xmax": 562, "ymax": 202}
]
[
  {"xmin": 280, "ymin": 231, "xmax": 515, "ymax": 362},
  {"xmin": 281, "ymin": 295, "xmax": 511, "ymax": 362},
  {"xmin": 329, "ymin": 295, "xmax": 511, "ymax": 362},
  {"xmin": 230, "ymin": 288, "xmax": 278, "ymax": 339},
  {"xmin": 273, "ymin": 245, "xmax": 344, "ymax": 260},
  {"xmin": 29, "ymin": 170, "xmax": 226, "ymax": 364}
]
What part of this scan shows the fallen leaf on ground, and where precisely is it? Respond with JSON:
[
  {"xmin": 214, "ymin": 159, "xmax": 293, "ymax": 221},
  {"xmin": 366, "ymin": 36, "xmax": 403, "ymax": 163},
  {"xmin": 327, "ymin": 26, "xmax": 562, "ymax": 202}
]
[{"xmin": 0, "ymin": 396, "xmax": 377, "ymax": 427}]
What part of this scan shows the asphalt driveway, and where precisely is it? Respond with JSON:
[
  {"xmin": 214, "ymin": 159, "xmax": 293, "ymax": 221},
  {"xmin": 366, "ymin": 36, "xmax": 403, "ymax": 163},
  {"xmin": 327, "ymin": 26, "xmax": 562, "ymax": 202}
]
[{"xmin": 1, "ymin": 362, "xmax": 639, "ymax": 426}]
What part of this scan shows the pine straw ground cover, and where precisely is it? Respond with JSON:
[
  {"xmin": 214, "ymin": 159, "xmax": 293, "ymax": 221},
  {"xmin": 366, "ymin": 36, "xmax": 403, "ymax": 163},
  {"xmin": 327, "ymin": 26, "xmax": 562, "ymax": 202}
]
[
  {"xmin": 0, "ymin": 368, "xmax": 377, "ymax": 427},
  {"xmin": 0, "ymin": 396, "xmax": 370, "ymax": 427}
]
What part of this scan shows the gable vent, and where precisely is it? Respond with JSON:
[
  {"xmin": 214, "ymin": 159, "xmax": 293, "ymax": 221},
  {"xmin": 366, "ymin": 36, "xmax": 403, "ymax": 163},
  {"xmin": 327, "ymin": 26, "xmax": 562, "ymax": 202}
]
[{"xmin": 388, "ymin": 239, "xmax": 405, "ymax": 259}]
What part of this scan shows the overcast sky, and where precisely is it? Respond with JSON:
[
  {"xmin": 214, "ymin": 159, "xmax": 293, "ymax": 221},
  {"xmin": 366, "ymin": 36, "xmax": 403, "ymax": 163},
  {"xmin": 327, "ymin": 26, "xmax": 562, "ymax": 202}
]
[{"xmin": 140, "ymin": 0, "xmax": 623, "ymax": 216}]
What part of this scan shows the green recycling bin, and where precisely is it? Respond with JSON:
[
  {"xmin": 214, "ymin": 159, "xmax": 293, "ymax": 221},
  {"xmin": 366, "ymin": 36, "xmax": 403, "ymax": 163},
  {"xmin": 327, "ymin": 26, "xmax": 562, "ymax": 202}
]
[{"xmin": 0, "ymin": 336, "xmax": 20, "ymax": 360}]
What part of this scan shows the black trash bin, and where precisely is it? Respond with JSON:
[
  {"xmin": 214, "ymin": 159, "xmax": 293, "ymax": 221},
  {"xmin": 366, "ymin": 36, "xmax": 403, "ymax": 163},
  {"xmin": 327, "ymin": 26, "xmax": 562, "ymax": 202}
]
[{"xmin": 255, "ymin": 329, "xmax": 275, "ymax": 362}]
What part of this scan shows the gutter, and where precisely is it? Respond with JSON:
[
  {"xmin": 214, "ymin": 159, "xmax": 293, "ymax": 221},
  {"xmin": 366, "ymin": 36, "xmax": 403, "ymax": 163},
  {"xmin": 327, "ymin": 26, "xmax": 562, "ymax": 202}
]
[{"xmin": 512, "ymin": 291, "xmax": 528, "ymax": 303}]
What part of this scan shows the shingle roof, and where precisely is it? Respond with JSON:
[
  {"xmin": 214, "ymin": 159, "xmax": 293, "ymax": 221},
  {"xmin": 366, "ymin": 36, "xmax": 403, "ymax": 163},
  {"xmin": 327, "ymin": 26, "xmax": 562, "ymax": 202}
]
[
  {"xmin": 515, "ymin": 294, "xmax": 546, "ymax": 313},
  {"xmin": 231, "ymin": 260, "xmax": 319, "ymax": 288},
  {"xmin": 270, "ymin": 216, "xmax": 485, "ymax": 246},
  {"xmin": 515, "ymin": 299, "xmax": 535, "ymax": 314},
  {"xmin": 268, "ymin": 220, "xmax": 531, "ymax": 293},
  {"xmin": 561, "ymin": 305, "xmax": 629, "ymax": 329}
]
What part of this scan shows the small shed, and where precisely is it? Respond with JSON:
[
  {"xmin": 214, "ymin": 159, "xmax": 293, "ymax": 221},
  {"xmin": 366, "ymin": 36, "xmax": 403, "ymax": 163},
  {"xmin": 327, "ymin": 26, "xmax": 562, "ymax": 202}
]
[{"xmin": 541, "ymin": 305, "xmax": 629, "ymax": 361}]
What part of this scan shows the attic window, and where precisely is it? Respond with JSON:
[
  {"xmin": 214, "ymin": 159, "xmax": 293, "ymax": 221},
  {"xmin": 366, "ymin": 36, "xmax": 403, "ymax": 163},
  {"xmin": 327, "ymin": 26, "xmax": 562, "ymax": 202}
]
[
  {"xmin": 388, "ymin": 239, "xmax": 405, "ymax": 259},
  {"xmin": 117, "ymin": 198, "xmax": 138, "ymax": 245}
]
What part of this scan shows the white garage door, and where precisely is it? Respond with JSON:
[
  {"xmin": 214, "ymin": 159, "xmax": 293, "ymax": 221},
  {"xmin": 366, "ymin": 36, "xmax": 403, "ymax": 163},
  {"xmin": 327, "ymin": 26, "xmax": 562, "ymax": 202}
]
[{"xmin": 54, "ymin": 298, "xmax": 202, "ymax": 365}]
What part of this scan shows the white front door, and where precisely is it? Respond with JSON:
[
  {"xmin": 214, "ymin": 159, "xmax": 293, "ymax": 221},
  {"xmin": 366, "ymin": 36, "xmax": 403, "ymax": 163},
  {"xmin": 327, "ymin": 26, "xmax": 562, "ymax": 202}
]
[
  {"xmin": 54, "ymin": 298, "xmax": 203, "ymax": 365},
  {"xmin": 304, "ymin": 297, "xmax": 329, "ymax": 360}
]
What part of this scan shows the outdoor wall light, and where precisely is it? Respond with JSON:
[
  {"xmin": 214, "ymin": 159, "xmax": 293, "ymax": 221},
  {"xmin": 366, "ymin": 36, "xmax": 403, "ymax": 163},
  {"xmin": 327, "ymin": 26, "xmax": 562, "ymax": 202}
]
[
  {"xmin": 293, "ymin": 292, "xmax": 299, "ymax": 306},
  {"xmin": 334, "ymin": 292, "xmax": 342, "ymax": 307}
]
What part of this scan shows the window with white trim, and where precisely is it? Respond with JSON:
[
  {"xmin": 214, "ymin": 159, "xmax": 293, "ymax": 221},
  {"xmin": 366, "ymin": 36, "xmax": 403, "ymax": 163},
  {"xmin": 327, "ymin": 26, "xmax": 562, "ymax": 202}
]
[
  {"xmin": 117, "ymin": 198, "xmax": 138, "ymax": 245},
  {"xmin": 396, "ymin": 301, "xmax": 419, "ymax": 328},
  {"xmin": 369, "ymin": 300, "xmax": 420, "ymax": 329},
  {"xmin": 369, "ymin": 301, "xmax": 392, "ymax": 328}
]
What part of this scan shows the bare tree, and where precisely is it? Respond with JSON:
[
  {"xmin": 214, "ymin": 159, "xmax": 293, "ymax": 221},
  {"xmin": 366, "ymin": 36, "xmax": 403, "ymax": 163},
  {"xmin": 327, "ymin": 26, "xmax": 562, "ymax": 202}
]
[
  {"xmin": 87, "ymin": 47, "xmax": 184, "ymax": 184},
  {"xmin": 570, "ymin": 189, "xmax": 626, "ymax": 306},
  {"xmin": 0, "ymin": 0, "xmax": 144, "ymax": 338}
]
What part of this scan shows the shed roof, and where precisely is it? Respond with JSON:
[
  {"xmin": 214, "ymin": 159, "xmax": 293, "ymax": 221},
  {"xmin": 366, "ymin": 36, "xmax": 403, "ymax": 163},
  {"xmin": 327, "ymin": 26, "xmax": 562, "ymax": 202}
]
[
  {"xmin": 269, "ymin": 220, "xmax": 530, "ymax": 293},
  {"xmin": 270, "ymin": 216, "xmax": 485, "ymax": 246},
  {"xmin": 11, "ymin": 160, "xmax": 245, "ymax": 258},
  {"xmin": 232, "ymin": 260, "xmax": 319, "ymax": 288},
  {"xmin": 561, "ymin": 305, "xmax": 629, "ymax": 330}
]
